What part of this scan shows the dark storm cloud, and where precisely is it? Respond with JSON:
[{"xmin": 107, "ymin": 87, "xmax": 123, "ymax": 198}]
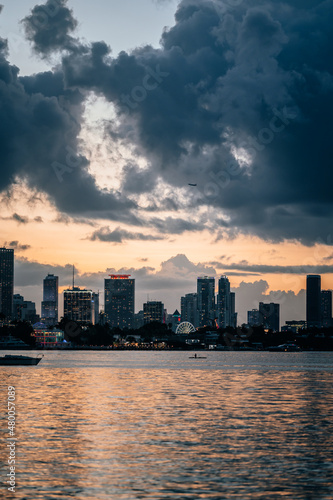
[
  {"xmin": 0, "ymin": 8, "xmax": 136, "ymax": 223},
  {"xmin": 88, "ymin": 226, "xmax": 164, "ymax": 243},
  {"xmin": 57, "ymin": 0, "xmax": 332, "ymax": 244},
  {"xmin": 121, "ymin": 163, "xmax": 157, "ymax": 194},
  {"xmin": 2, "ymin": 0, "xmax": 333, "ymax": 243},
  {"xmin": 22, "ymin": 0, "xmax": 78, "ymax": 56}
]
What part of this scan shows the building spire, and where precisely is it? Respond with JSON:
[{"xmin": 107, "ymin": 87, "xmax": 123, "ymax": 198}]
[{"xmin": 73, "ymin": 264, "xmax": 75, "ymax": 290}]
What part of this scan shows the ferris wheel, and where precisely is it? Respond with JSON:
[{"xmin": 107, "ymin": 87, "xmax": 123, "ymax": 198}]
[{"xmin": 176, "ymin": 321, "xmax": 196, "ymax": 334}]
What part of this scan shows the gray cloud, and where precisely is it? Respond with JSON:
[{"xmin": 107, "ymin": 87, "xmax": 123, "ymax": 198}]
[
  {"xmin": 1, "ymin": 0, "xmax": 332, "ymax": 245},
  {"xmin": 59, "ymin": 0, "xmax": 333, "ymax": 244},
  {"xmin": 4, "ymin": 241, "xmax": 31, "ymax": 251},
  {"xmin": 232, "ymin": 279, "xmax": 306, "ymax": 326},
  {"xmin": 148, "ymin": 216, "xmax": 206, "ymax": 234},
  {"xmin": 0, "ymin": 7, "xmax": 137, "ymax": 224},
  {"xmin": 22, "ymin": 0, "xmax": 78, "ymax": 56},
  {"xmin": 88, "ymin": 226, "xmax": 165, "ymax": 243},
  {"xmin": 214, "ymin": 261, "xmax": 333, "ymax": 275},
  {"xmin": 12, "ymin": 213, "xmax": 29, "ymax": 224}
]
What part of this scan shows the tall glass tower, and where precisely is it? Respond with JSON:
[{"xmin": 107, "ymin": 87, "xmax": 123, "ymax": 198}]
[
  {"xmin": 217, "ymin": 275, "xmax": 231, "ymax": 328},
  {"xmin": 41, "ymin": 274, "xmax": 59, "ymax": 326},
  {"xmin": 197, "ymin": 276, "xmax": 215, "ymax": 327},
  {"xmin": 104, "ymin": 275, "xmax": 135, "ymax": 329},
  {"xmin": 306, "ymin": 275, "xmax": 321, "ymax": 328},
  {"xmin": 0, "ymin": 248, "xmax": 14, "ymax": 320}
]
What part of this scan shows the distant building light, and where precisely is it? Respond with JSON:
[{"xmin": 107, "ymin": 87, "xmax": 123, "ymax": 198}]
[{"xmin": 108, "ymin": 275, "xmax": 131, "ymax": 279}]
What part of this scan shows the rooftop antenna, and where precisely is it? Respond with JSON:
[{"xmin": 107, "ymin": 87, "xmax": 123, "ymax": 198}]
[{"xmin": 72, "ymin": 264, "xmax": 75, "ymax": 290}]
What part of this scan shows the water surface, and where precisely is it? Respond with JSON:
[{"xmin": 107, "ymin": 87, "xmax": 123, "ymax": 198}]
[{"xmin": 0, "ymin": 351, "xmax": 332, "ymax": 499}]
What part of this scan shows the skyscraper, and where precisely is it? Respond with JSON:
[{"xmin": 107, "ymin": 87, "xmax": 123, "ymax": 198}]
[
  {"xmin": 41, "ymin": 274, "xmax": 58, "ymax": 326},
  {"xmin": 230, "ymin": 291, "xmax": 237, "ymax": 329},
  {"xmin": 306, "ymin": 275, "xmax": 321, "ymax": 328},
  {"xmin": 181, "ymin": 292, "xmax": 199, "ymax": 327},
  {"xmin": 217, "ymin": 275, "xmax": 230, "ymax": 328},
  {"xmin": 321, "ymin": 290, "xmax": 332, "ymax": 328},
  {"xmin": 64, "ymin": 288, "xmax": 96, "ymax": 324},
  {"xmin": 197, "ymin": 277, "xmax": 215, "ymax": 327},
  {"xmin": 104, "ymin": 275, "xmax": 135, "ymax": 329},
  {"xmin": 248, "ymin": 309, "xmax": 260, "ymax": 326},
  {"xmin": 259, "ymin": 302, "xmax": 280, "ymax": 332},
  {"xmin": 0, "ymin": 247, "xmax": 14, "ymax": 320},
  {"xmin": 143, "ymin": 301, "xmax": 164, "ymax": 324}
]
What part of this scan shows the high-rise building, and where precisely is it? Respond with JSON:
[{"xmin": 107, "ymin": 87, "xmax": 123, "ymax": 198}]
[
  {"xmin": 143, "ymin": 301, "xmax": 164, "ymax": 324},
  {"xmin": 0, "ymin": 247, "xmax": 14, "ymax": 320},
  {"xmin": 41, "ymin": 274, "xmax": 58, "ymax": 326},
  {"xmin": 217, "ymin": 276, "xmax": 230, "ymax": 328},
  {"xmin": 13, "ymin": 294, "xmax": 38, "ymax": 323},
  {"xmin": 230, "ymin": 292, "xmax": 237, "ymax": 328},
  {"xmin": 64, "ymin": 287, "xmax": 96, "ymax": 324},
  {"xmin": 306, "ymin": 275, "xmax": 321, "ymax": 328},
  {"xmin": 321, "ymin": 290, "xmax": 332, "ymax": 328},
  {"xmin": 247, "ymin": 309, "xmax": 260, "ymax": 326},
  {"xmin": 13, "ymin": 294, "xmax": 24, "ymax": 321},
  {"xmin": 197, "ymin": 277, "xmax": 215, "ymax": 327},
  {"xmin": 259, "ymin": 302, "xmax": 280, "ymax": 332},
  {"xmin": 104, "ymin": 275, "xmax": 135, "ymax": 329},
  {"xmin": 181, "ymin": 292, "xmax": 199, "ymax": 327},
  {"xmin": 92, "ymin": 292, "xmax": 99, "ymax": 325}
]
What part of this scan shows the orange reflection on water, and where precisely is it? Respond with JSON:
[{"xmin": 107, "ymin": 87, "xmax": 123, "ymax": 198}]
[{"xmin": 0, "ymin": 352, "xmax": 332, "ymax": 499}]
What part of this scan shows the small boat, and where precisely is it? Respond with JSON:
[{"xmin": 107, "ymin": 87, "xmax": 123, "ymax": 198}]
[
  {"xmin": 267, "ymin": 344, "xmax": 301, "ymax": 352},
  {"xmin": 189, "ymin": 355, "xmax": 207, "ymax": 359},
  {"xmin": 0, "ymin": 354, "xmax": 43, "ymax": 366}
]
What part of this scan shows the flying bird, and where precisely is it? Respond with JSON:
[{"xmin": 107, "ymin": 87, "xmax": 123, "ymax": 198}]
[{"xmin": 188, "ymin": 183, "xmax": 197, "ymax": 186}]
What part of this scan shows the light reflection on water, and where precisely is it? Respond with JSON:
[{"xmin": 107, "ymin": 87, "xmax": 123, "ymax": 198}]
[{"xmin": 0, "ymin": 351, "xmax": 333, "ymax": 499}]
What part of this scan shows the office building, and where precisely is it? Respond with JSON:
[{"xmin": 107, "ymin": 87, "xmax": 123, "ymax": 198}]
[
  {"xmin": 197, "ymin": 277, "xmax": 215, "ymax": 327},
  {"xmin": 0, "ymin": 247, "xmax": 14, "ymax": 320},
  {"xmin": 248, "ymin": 309, "xmax": 260, "ymax": 326},
  {"xmin": 104, "ymin": 275, "xmax": 135, "ymax": 329},
  {"xmin": 13, "ymin": 294, "xmax": 39, "ymax": 323},
  {"xmin": 306, "ymin": 275, "xmax": 321, "ymax": 328},
  {"xmin": 41, "ymin": 274, "xmax": 59, "ymax": 326},
  {"xmin": 321, "ymin": 290, "xmax": 332, "ymax": 328},
  {"xmin": 143, "ymin": 301, "xmax": 164, "ymax": 324},
  {"xmin": 181, "ymin": 293, "xmax": 199, "ymax": 327},
  {"xmin": 230, "ymin": 292, "xmax": 237, "ymax": 328},
  {"xmin": 259, "ymin": 302, "xmax": 280, "ymax": 332},
  {"xmin": 64, "ymin": 287, "xmax": 97, "ymax": 324},
  {"xmin": 13, "ymin": 294, "xmax": 24, "ymax": 321},
  {"xmin": 217, "ymin": 276, "xmax": 230, "ymax": 328}
]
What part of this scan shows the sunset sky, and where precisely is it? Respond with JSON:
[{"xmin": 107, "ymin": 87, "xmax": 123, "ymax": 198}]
[{"xmin": 1, "ymin": 0, "xmax": 333, "ymax": 325}]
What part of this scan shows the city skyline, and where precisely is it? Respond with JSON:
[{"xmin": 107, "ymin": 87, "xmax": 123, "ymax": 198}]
[
  {"xmin": 2, "ymin": 245, "xmax": 333, "ymax": 331},
  {"xmin": 1, "ymin": 0, "xmax": 333, "ymax": 327}
]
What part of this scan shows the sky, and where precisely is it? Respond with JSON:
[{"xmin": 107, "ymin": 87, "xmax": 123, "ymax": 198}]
[{"xmin": 1, "ymin": 0, "xmax": 333, "ymax": 325}]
